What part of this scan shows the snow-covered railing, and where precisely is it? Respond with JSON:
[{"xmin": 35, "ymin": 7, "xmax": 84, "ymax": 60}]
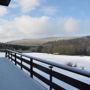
[{"xmin": 5, "ymin": 50, "xmax": 90, "ymax": 90}]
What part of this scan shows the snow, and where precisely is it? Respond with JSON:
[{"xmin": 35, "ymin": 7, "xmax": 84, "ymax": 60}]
[
  {"xmin": 25, "ymin": 53, "xmax": 90, "ymax": 71},
  {"xmin": 24, "ymin": 53, "xmax": 90, "ymax": 89},
  {"xmin": 0, "ymin": 57, "xmax": 46, "ymax": 90},
  {"xmin": 0, "ymin": 52, "xmax": 90, "ymax": 90},
  {"xmin": 0, "ymin": 53, "xmax": 5, "ymax": 57}
]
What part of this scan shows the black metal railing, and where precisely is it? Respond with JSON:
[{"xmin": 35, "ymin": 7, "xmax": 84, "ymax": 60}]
[{"xmin": 5, "ymin": 49, "xmax": 90, "ymax": 90}]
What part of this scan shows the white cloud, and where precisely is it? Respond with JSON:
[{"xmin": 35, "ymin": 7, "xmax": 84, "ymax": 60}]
[
  {"xmin": 42, "ymin": 6, "xmax": 58, "ymax": 15},
  {"xmin": 12, "ymin": 0, "xmax": 43, "ymax": 13},
  {"xmin": 0, "ymin": 19, "xmax": 21, "ymax": 42},
  {"xmin": 9, "ymin": 0, "xmax": 18, "ymax": 8},
  {"xmin": 0, "ymin": 15, "xmax": 55, "ymax": 42},
  {"xmin": 10, "ymin": 4, "xmax": 18, "ymax": 8},
  {"xmin": 0, "ymin": 7, "xmax": 8, "ymax": 16},
  {"xmin": 64, "ymin": 17, "xmax": 80, "ymax": 33},
  {"xmin": 0, "ymin": 16, "xmax": 82, "ymax": 42},
  {"xmin": 57, "ymin": 17, "xmax": 81, "ymax": 34},
  {"xmin": 14, "ymin": 15, "xmax": 55, "ymax": 36}
]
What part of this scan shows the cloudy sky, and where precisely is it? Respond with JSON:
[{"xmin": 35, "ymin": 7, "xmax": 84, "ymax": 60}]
[{"xmin": 0, "ymin": 0, "xmax": 90, "ymax": 42}]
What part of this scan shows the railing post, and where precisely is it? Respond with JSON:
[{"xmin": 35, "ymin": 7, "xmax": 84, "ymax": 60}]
[
  {"xmin": 30, "ymin": 58, "xmax": 33, "ymax": 78},
  {"xmin": 11, "ymin": 53, "xmax": 12, "ymax": 62},
  {"xmin": 15, "ymin": 53, "xmax": 17, "ymax": 65},
  {"xmin": 9, "ymin": 52, "xmax": 11, "ymax": 60},
  {"xmin": 5, "ymin": 50, "xmax": 7, "ymax": 57},
  {"xmin": 49, "ymin": 66, "xmax": 53, "ymax": 90},
  {"xmin": 21, "ymin": 55, "xmax": 23, "ymax": 70},
  {"xmin": 8, "ymin": 51, "xmax": 10, "ymax": 59}
]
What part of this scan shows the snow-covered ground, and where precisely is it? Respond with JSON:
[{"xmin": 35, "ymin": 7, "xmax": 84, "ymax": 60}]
[
  {"xmin": 25, "ymin": 53, "xmax": 90, "ymax": 71},
  {"xmin": 0, "ymin": 57, "xmax": 46, "ymax": 90},
  {"xmin": 0, "ymin": 52, "xmax": 90, "ymax": 90},
  {"xmin": 24, "ymin": 53, "xmax": 90, "ymax": 90},
  {"xmin": 0, "ymin": 53, "xmax": 5, "ymax": 57}
]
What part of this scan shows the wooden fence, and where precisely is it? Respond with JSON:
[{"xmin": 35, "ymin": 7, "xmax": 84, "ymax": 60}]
[{"xmin": 5, "ymin": 50, "xmax": 90, "ymax": 90}]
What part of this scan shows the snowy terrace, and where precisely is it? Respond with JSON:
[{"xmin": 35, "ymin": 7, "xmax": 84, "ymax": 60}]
[
  {"xmin": 0, "ymin": 57, "xmax": 46, "ymax": 90},
  {"xmin": 0, "ymin": 50, "xmax": 90, "ymax": 90}
]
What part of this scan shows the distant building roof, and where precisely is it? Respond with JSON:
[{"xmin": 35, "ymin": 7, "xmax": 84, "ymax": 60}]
[{"xmin": 0, "ymin": 0, "xmax": 11, "ymax": 6}]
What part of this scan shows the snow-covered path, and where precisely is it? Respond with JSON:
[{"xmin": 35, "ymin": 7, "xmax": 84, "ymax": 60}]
[{"xmin": 0, "ymin": 57, "xmax": 46, "ymax": 90}]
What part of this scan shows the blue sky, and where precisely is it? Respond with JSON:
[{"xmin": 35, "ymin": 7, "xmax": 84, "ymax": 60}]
[{"xmin": 0, "ymin": 0, "xmax": 90, "ymax": 42}]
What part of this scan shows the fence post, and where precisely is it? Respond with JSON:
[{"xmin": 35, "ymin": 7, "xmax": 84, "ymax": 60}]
[
  {"xmin": 5, "ymin": 50, "xmax": 7, "ymax": 57},
  {"xmin": 21, "ymin": 55, "xmax": 22, "ymax": 70},
  {"xmin": 30, "ymin": 58, "xmax": 33, "ymax": 78},
  {"xmin": 8, "ymin": 51, "xmax": 10, "ymax": 59},
  {"xmin": 49, "ymin": 66, "xmax": 53, "ymax": 90},
  {"xmin": 15, "ymin": 53, "xmax": 17, "ymax": 65},
  {"xmin": 11, "ymin": 53, "xmax": 12, "ymax": 62}
]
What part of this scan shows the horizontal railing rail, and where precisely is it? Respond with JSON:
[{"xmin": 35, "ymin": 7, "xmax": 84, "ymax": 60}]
[{"xmin": 5, "ymin": 49, "xmax": 90, "ymax": 90}]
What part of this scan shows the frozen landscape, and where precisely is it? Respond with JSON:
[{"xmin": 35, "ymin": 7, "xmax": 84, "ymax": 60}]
[
  {"xmin": 0, "ymin": 0, "xmax": 90, "ymax": 89},
  {"xmin": 0, "ymin": 52, "xmax": 90, "ymax": 90},
  {"xmin": 1, "ymin": 52, "xmax": 90, "ymax": 71},
  {"xmin": 25, "ymin": 53, "xmax": 90, "ymax": 71},
  {"xmin": 24, "ymin": 53, "xmax": 90, "ymax": 90}
]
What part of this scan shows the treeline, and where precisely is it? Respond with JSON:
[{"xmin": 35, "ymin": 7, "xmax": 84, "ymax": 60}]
[
  {"xmin": 0, "ymin": 42, "xmax": 41, "ymax": 52},
  {"xmin": 36, "ymin": 36, "xmax": 90, "ymax": 55},
  {"xmin": 1, "ymin": 36, "xmax": 90, "ymax": 55},
  {"xmin": 0, "ymin": 42, "xmax": 31, "ymax": 52}
]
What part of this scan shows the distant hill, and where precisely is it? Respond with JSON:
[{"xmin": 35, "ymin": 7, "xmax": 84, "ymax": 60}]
[
  {"xmin": 6, "ymin": 36, "xmax": 90, "ymax": 55},
  {"xmin": 7, "ymin": 37, "xmax": 78, "ymax": 46},
  {"xmin": 41, "ymin": 36, "xmax": 90, "ymax": 55}
]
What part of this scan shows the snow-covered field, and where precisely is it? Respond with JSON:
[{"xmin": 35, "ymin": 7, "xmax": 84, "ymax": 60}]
[
  {"xmin": 1, "ymin": 52, "xmax": 90, "ymax": 71},
  {"xmin": 24, "ymin": 53, "xmax": 90, "ymax": 90},
  {"xmin": 0, "ymin": 52, "xmax": 90, "ymax": 90},
  {"xmin": 0, "ymin": 53, "xmax": 5, "ymax": 57},
  {"xmin": 25, "ymin": 53, "xmax": 90, "ymax": 71}
]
